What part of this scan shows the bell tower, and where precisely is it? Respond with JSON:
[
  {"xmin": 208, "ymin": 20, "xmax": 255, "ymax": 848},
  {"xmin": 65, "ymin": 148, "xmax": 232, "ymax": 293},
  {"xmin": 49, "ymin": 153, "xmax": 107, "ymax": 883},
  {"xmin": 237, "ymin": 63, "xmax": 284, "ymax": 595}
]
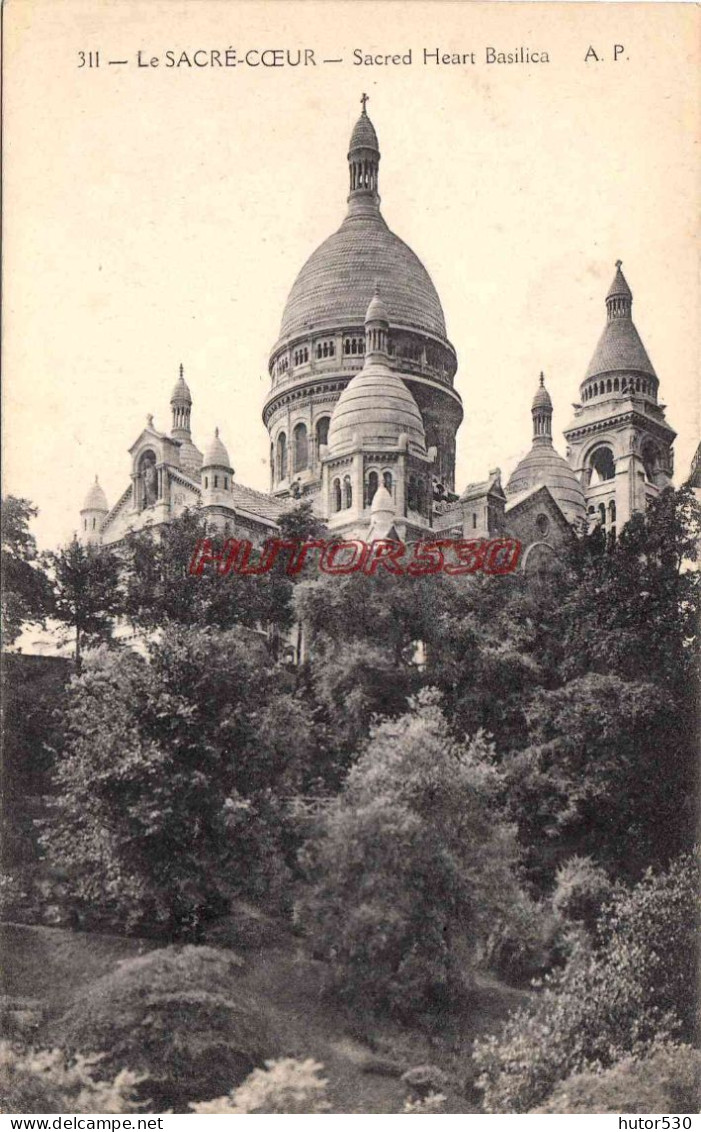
[{"xmin": 564, "ymin": 262, "xmax": 676, "ymax": 534}]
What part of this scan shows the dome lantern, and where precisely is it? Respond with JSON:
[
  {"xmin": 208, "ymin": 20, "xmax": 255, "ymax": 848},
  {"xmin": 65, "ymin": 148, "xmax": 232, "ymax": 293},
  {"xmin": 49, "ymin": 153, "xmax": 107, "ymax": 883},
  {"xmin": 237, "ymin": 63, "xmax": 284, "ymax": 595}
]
[
  {"xmin": 364, "ymin": 283, "xmax": 390, "ymax": 361},
  {"xmin": 348, "ymin": 93, "xmax": 380, "ymax": 208},
  {"xmin": 531, "ymin": 372, "xmax": 553, "ymax": 445},
  {"xmin": 606, "ymin": 260, "xmax": 633, "ymax": 321},
  {"xmin": 171, "ymin": 363, "xmax": 193, "ymax": 437}
]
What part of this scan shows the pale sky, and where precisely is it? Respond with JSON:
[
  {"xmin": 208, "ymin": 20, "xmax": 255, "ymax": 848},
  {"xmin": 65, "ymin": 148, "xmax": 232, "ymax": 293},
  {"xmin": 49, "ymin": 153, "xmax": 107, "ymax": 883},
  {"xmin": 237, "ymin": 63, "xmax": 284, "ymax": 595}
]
[{"xmin": 4, "ymin": 0, "xmax": 699, "ymax": 549}]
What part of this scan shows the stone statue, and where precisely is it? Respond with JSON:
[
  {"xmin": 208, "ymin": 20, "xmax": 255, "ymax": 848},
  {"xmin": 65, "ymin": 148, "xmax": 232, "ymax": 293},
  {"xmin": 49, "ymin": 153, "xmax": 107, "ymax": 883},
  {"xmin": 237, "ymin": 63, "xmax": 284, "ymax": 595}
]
[{"xmin": 143, "ymin": 462, "xmax": 157, "ymax": 507}]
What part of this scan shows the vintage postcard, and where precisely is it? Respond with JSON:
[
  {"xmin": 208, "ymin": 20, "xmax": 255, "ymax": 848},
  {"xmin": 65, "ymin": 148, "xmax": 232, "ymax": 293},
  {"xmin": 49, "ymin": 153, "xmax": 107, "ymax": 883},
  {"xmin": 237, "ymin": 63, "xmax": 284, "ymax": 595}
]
[{"xmin": 2, "ymin": 0, "xmax": 699, "ymax": 1120}]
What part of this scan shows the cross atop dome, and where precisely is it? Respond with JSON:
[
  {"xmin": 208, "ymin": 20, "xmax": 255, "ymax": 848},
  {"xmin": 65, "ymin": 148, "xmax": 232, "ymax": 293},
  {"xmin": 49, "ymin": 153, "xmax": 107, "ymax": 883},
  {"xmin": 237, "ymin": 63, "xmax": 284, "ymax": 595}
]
[{"xmin": 360, "ymin": 92, "xmax": 369, "ymax": 114}]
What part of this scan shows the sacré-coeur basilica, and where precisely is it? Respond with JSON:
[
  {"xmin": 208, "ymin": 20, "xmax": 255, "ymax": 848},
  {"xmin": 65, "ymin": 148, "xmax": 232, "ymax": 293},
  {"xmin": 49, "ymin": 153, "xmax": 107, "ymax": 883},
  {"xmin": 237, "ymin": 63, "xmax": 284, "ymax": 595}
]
[{"xmin": 78, "ymin": 97, "xmax": 676, "ymax": 575}]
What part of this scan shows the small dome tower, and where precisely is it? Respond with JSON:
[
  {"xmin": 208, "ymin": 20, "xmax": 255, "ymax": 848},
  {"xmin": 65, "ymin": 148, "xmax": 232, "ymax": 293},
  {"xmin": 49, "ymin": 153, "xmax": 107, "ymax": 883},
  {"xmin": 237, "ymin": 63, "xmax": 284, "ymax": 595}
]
[
  {"xmin": 506, "ymin": 374, "xmax": 586, "ymax": 524},
  {"xmin": 79, "ymin": 476, "xmax": 109, "ymax": 544},
  {"xmin": 169, "ymin": 364, "xmax": 203, "ymax": 479},
  {"xmin": 170, "ymin": 363, "xmax": 192, "ymax": 436},
  {"xmin": 201, "ymin": 428, "xmax": 234, "ymax": 506}
]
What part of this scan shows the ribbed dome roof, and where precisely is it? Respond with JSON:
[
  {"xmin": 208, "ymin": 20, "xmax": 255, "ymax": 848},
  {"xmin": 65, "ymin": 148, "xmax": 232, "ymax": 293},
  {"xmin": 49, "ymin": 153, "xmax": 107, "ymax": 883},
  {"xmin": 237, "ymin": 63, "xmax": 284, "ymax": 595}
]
[
  {"xmin": 506, "ymin": 446, "xmax": 586, "ymax": 524},
  {"xmin": 349, "ymin": 111, "xmax": 379, "ymax": 152},
  {"xmin": 327, "ymin": 361, "xmax": 426, "ymax": 455},
  {"xmin": 203, "ymin": 428, "xmax": 231, "ymax": 468},
  {"xmin": 532, "ymin": 375, "xmax": 552, "ymax": 410},
  {"xmin": 171, "ymin": 368, "xmax": 192, "ymax": 404},
  {"xmin": 82, "ymin": 476, "xmax": 108, "ymax": 512},
  {"xmin": 585, "ymin": 318, "xmax": 656, "ymax": 381},
  {"xmin": 279, "ymin": 214, "xmax": 447, "ymax": 342},
  {"xmin": 606, "ymin": 264, "xmax": 632, "ymax": 300}
]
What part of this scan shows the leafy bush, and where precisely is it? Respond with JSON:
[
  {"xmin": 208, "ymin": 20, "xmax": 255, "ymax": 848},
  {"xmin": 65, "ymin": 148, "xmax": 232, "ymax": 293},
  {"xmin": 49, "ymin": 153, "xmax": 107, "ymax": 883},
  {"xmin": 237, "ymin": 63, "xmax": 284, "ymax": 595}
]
[
  {"xmin": 552, "ymin": 856, "xmax": 613, "ymax": 932},
  {"xmin": 41, "ymin": 630, "xmax": 315, "ymax": 936},
  {"xmin": 192, "ymin": 1058, "xmax": 330, "ymax": 1114},
  {"xmin": 49, "ymin": 946, "xmax": 276, "ymax": 1112},
  {"xmin": 297, "ymin": 690, "xmax": 526, "ymax": 1017},
  {"xmin": 0, "ymin": 1043, "xmax": 141, "ymax": 1114},
  {"xmin": 534, "ymin": 1044, "xmax": 701, "ymax": 1114},
  {"xmin": 482, "ymin": 891, "xmax": 561, "ymax": 984},
  {"xmin": 474, "ymin": 852, "xmax": 699, "ymax": 1113}
]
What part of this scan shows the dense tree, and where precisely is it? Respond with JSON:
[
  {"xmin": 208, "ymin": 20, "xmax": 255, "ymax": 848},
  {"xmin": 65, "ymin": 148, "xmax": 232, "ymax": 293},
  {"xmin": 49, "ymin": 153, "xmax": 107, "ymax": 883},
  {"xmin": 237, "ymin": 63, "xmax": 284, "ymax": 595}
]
[
  {"xmin": 557, "ymin": 486, "xmax": 700, "ymax": 693},
  {"xmin": 500, "ymin": 672, "xmax": 695, "ymax": 883},
  {"xmin": 44, "ymin": 537, "xmax": 123, "ymax": 670},
  {"xmin": 297, "ymin": 689, "xmax": 527, "ymax": 1017},
  {"xmin": 43, "ymin": 626, "xmax": 322, "ymax": 935},
  {"xmin": 1, "ymin": 496, "xmax": 52, "ymax": 645},
  {"xmin": 474, "ymin": 852, "xmax": 699, "ymax": 1113},
  {"xmin": 121, "ymin": 510, "xmax": 294, "ymax": 636}
]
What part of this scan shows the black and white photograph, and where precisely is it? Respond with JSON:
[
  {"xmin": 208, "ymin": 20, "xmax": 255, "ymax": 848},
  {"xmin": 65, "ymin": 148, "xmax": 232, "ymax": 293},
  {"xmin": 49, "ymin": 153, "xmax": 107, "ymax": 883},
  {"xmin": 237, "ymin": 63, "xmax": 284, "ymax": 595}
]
[{"xmin": 2, "ymin": 0, "xmax": 699, "ymax": 1120}]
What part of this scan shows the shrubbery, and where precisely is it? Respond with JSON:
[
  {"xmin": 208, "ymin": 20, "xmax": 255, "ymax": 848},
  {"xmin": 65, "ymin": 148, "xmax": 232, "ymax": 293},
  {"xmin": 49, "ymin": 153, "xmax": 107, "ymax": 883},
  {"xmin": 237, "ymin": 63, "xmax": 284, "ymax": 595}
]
[
  {"xmin": 297, "ymin": 689, "xmax": 530, "ymax": 1017},
  {"xmin": 48, "ymin": 946, "xmax": 276, "ymax": 1112},
  {"xmin": 192, "ymin": 1058, "xmax": 330, "ymax": 1114},
  {"xmin": 0, "ymin": 1043, "xmax": 140, "ymax": 1114},
  {"xmin": 42, "ymin": 629, "xmax": 319, "ymax": 936},
  {"xmin": 534, "ymin": 1044, "xmax": 701, "ymax": 1114},
  {"xmin": 552, "ymin": 855, "xmax": 613, "ymax": 933},
  {"xmin": 481, "ymin": 890, "xmax": 561, "ymax": 984},
  {"xmin": 474, "ymin": 852, "xmax": 699, "ymax": 1113}
]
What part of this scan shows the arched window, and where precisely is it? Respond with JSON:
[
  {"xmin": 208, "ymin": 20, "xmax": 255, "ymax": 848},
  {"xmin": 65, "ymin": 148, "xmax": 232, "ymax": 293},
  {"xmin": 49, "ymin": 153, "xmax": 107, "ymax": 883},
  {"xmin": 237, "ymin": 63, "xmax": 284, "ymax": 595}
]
[
  {"xmin": 315, "ymin": 416, "xmax": 330, "ymax": 452},
  {"xmin": 214, "ymin": 475, "xmax": 219, "ymax": 488},
  {"xmin": 614, "ymin": 378, "xmax": 619, "ymax": 391},
  {"xmin": 606, "ymin": 379, "xmax": 612, "ymax": 392},
  {"xmin": 293, "ymin": 422, "xmax": 308, "ymax": 472},
  {"xmin": 590, "ymin": 445, "xmax": 615, "ymax": 484},
  {"xmin": 366, "ymin": 470, "xmax": 379, "ymax": 506},
  {"xmin": 92, "ymin": 517, "xmax": 96, "ymax": 530},
  {"xmin": 204, "ymin": 476, "xmax": 209, "ymax": 489},
  {"xmin": 472, "ymin": 512, "xmax": 477, "ymax": 529},
  {"xmin": 599, "ymin": 503, "xmax": 606, "ymax": 526},
  {"xmin": 383, "ymin": 470, "xmax": 393, "ymax": 493},
  {"xmin": 343, "ymin": 476, "xmax": 352, "ymax": 509},
  {"xmin": 224, "ymin": 476, "xmax": 228, "ymax": 490},
  {"xmin": 333, "ymin": 478, "xmax": 342, "ymax": 512},
  {"xmin": 276, "ymin": 432, "xmax": 287, "ymax": 481}
]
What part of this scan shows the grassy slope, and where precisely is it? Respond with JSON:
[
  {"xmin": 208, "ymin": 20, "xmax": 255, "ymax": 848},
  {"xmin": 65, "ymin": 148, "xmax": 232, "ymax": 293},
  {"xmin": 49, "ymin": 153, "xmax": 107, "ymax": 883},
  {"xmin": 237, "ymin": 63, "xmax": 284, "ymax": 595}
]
[{"xmin": 1, "ymin": 922, "xmax": 532, "ymax": 1114}]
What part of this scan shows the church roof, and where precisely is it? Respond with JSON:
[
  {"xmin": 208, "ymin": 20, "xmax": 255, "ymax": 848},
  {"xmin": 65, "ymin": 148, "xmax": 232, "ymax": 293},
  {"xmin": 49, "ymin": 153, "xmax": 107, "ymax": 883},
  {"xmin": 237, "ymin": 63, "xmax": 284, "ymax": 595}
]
[
  {"xmin": 278, "ymin": 216, "xmax": 447, "ymax": 343},
  {"xmin": 506, "ymin": 445, "xmax": 586, "ymax": 524},
  {"xmin": 327, "ymin": 360, "xmax": 427, "ymax": 456},
  {"xmin": 203, "ymin": 428, "xmax": 232, "ymax": 468},
  {"xmin": 606, "ymin": 263, "xmax": 632, "ymax": 300},
  {"xmin": 532, "ymin": 373, "xmax": 552, "ymax": 410},
  {"xmin": 82, "ymin": 476, "xmax": 108, "ymax": 512},
  {"xmin": 584, "ymin": 318, "xmax": 657, "ymax": 380},
  {"xmin": 170, "ymin": 365, "xmax": 192, "ymax": 404},
  {"xmin": 585, "ymin": 264, "xmax": 657, "ymax": 381},
  {"xmin": 349, "ymin": 110, "xmax": 379, "ymax": 152},
  {"xmin": 276, "ymin": 105, "xmax": 448, "ymax": 345}
]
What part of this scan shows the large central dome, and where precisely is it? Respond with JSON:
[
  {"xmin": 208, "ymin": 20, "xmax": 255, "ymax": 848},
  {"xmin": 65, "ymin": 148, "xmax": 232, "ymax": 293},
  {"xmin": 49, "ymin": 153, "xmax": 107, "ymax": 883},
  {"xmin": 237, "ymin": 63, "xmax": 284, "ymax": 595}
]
[
  {"xmin": 276, "ymin": 102, "xmax": 448, "ymax": 345},
  {"xmin": 264, "ymin": 98, "xmax": 463, "ymax": 494},
  {"xmin": 279, "ymin": 214, "xmax": 448, "ymax": 342}
]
